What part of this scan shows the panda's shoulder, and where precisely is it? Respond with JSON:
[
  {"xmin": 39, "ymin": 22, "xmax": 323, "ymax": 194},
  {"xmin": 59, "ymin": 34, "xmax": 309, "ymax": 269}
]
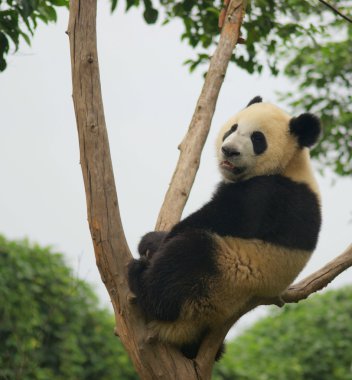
[{"xmin": 214, "ymin": 175, "xmax": 317, "ymax": 203}]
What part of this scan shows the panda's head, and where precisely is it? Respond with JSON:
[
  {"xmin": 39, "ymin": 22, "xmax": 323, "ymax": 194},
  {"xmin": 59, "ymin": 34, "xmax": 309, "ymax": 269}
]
[{"xmin": 216, "ymin": 97, "xmax": 321, "ymax": 182}]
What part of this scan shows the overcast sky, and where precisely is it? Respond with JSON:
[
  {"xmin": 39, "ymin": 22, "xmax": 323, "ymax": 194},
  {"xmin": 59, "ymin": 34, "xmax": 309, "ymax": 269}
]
[{"xmin": 0, "ymin": 3, "xmax": 351, "ymax": 332}]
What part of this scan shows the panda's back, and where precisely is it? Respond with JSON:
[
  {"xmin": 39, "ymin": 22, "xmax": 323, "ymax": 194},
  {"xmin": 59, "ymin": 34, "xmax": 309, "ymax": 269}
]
[{"xmin": 170, "ymin": 174, "xmax": 321, "ymax": 253}]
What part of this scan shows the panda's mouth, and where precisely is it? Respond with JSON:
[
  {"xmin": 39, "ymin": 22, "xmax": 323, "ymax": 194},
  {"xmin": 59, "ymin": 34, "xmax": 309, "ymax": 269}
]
[
  {"xmin": 220, "ymin": 160, "xmax": 235, "ymax": 170},
  {"xmin": 220, "ymin": 160, "xmax": 246, "ymax": 175}
]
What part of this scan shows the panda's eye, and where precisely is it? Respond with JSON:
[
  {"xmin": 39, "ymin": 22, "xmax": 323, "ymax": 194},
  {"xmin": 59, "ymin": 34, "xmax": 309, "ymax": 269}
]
[
  {"xmin": 222, "ymin": 123, "xmax": 238, "ymax": 141},
  {"xmin": 251, "ymin": 131, "xmax": 267, "ymax": 155},
  {"xmin": 251, "ymin": 131, "xmax": 264, "ymax": 141},
  {"xmin": 230, "ymin": 124, "xmax": 238, "ymax": 132}
]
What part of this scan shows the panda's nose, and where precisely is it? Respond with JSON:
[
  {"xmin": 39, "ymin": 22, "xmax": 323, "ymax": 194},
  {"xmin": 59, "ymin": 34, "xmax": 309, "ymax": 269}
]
[{"xmin": 221, "ymin": 146, "xmax": 240, "ymax": 157}]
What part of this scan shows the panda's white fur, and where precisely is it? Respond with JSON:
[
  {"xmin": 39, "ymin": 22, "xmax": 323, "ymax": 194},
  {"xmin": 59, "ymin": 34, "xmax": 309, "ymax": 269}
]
[
  {"xmin": 217, "ymin": 102, "xmax": 319, "ymax": 194},
  {"xmin": 128, "ymin": 98, "xmax": 322, "ymax": 360}
]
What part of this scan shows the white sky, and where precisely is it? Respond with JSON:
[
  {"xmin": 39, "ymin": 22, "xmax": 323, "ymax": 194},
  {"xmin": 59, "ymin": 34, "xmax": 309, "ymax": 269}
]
[{"xmin": 0, "ymin": 3, "xmax": 351, "ymax": 332}]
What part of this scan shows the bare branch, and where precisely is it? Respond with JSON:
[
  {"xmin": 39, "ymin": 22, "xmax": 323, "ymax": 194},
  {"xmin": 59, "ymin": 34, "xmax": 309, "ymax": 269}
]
[
  {"xmin": 316, "ymin": 0, "xmax": 352, "ymax": 23},
  {"xmin": 155, "ymin": 0, "xmax": 248, "ymax": 231},
  {"xmin": 282, "ymin": 244, "xmax": 352, "ymax": 302},
  {"xmin": 67, "ymin": 0, "xmax": 131, "ymax": 285}
]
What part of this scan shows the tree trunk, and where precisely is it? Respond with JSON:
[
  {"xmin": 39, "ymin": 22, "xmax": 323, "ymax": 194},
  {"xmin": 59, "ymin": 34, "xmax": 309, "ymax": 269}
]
[{"xmin": 67, "ymin": 0, "xmax": 352, "ymax": 379}]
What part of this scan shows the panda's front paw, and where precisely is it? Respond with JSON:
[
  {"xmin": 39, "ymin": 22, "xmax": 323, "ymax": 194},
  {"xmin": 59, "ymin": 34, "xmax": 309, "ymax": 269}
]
[
  {"xmin": 127, "ymin": 257, "xmax": 149, "ymax": 295},
  {"xmin": 138, "ymin": 231, "xmax": 168, "ymax": 259}
]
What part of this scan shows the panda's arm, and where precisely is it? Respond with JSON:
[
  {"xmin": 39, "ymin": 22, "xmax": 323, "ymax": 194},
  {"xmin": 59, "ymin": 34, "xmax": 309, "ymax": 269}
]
[{"xmin": 138, "ymin": 231, "xmax": 168, "ymax": 258}]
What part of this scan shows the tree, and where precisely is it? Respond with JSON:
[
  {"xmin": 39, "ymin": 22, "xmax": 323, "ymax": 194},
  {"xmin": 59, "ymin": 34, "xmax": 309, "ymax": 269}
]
[
  {"xmin": 66, "ymin": 0, "xmax": 352, "ymax": 378},
  {"xmin": 0, "ymin": 234, "xmax": 137, "ymax": 380},
  {"xmin": 214, "ymin": 286, "xmax": 352, "ymax": 380}
]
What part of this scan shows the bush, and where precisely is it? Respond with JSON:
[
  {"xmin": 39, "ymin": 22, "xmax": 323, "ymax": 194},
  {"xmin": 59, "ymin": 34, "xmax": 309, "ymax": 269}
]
[
  {"xmin": 214, "ymin": 287, "xmax": 352, "ymax": 380},
  {"xmin": 0, "ymin": 235, "xmax": 137, "ymax": 380}
]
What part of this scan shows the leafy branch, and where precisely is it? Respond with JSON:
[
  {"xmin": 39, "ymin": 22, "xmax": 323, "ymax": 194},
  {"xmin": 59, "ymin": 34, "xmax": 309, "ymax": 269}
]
[
  {"xmin": 0, "ymin": 0, "xmax": 68, "ymax": 71},
  {"xmin": 316, "ymin": 0, "xmax": 352, "ymax": 23}
]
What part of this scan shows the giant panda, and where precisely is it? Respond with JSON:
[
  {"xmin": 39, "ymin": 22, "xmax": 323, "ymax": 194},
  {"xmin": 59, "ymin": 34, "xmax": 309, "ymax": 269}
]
[{"xmin": 128, "ymin": 96, "xmax": 322, "ymax": 360}]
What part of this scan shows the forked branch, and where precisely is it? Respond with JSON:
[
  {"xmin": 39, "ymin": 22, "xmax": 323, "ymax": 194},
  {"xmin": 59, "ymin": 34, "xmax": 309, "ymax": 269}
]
[{"xmin": 68, "ymin": 0, "xmax": 249, "ymax": 379}]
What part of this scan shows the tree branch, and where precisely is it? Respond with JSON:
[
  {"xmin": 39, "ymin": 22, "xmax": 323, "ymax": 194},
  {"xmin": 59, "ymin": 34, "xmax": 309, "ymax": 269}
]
[
  {"xmin": 155, "ymin": 0, "xmax": 248, "ymax": 231},
  {"xmin": 67, "ymin": 0, "xmax": 131, "ymax": 290},
  {"xmin": 316, "ymin": 0, "xmax": 352, "ymax": 23},
  {"xmin": 282, "ymin": 244, "xmax": 352, "ymax": 302}
]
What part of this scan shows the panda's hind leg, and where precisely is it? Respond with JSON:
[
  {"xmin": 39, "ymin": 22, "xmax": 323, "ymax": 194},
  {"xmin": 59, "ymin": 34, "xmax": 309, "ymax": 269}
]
[
  {"xmin": 130, "ymin": 229, "xmax": 219, "ymax": 323},
  {"xmin": 180, "ymin": 331, "xmax": 225, "ymax": 361},
  {"xmin": 180, "ymin": 336, "xmax": 205, "ymax": 360}
]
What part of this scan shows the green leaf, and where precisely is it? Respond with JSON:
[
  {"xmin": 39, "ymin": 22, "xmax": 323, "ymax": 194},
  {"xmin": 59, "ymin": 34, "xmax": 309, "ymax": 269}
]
[
  {"xmin": 0, "ymin": 56, "xmax": 7, "ymax": 71},
  {"xmin": 38, "ymin": 5, "xmax": 57, "ymax": 22},
  {"xmin": 111, "ymin": 0, "xmax": 118, "ymax": 12},
  {"xmin": 143, "ymin": 7, "xmax": 158, "ymax": 24},
  {"xmin": 0, "ymin": 32, "xmax": 9, "ymax": 54},
  {"xmin": 126, "ymin": 0, "xmax": 139, "ymax": 11},
  {"xmin": 19, "ymin": 30, "xmax": 31, "ymax": 45},
  {"xmin": 49, "ymin": 0, "xmax": 69, "ymax": 6}
]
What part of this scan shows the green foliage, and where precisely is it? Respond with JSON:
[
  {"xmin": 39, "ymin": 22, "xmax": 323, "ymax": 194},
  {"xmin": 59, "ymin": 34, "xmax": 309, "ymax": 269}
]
[
  {"xmin": 214, "ymin": 287, "xmax": 352, "ymax": 380},
  {"xmin": 0, "ymin": 235, "xmax": 137, "ymax": 380},
  {"xmin": 281, "ymin": 24, "xmax": 352, "ymax": 176},
  {"xmin": 2, "ymin": 0, "xmax": 351, "ymax": 175},
  {"xmin": 0, "ymin": 0, "xmax": 68, "ymax": 71},
  {"xmin": 113, "ymin": 0, "xmax": 352, "ymax": 176}
]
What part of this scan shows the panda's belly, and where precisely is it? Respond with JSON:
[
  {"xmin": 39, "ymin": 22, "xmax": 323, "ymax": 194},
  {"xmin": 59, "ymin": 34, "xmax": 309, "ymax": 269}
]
[
  {"xmin": 145, "ymin": 235, "xmax": 312, "ymax": 347},
  {"xmin": 210, "ymin": 235, "xmax": 311, "ymax": 319}
]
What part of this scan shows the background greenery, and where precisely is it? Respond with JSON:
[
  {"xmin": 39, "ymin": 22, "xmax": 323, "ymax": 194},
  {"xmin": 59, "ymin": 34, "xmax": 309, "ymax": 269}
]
[
  {"xmin": 1, "ymin": 235, "xmax": 351, "ymax": 379},
  {"xmin": 214, "ymin": 286, "xmax": 352, "ymax": 380},
  {"xmin": 0, "ymin": 235, "xmax": 136, "ymax": 380}
]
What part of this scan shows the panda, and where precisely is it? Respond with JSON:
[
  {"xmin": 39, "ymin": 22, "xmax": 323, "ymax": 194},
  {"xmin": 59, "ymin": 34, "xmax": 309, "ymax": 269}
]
[{"xmin": 128, "ymin": 96, "xmax": 322, "ymax": 360}]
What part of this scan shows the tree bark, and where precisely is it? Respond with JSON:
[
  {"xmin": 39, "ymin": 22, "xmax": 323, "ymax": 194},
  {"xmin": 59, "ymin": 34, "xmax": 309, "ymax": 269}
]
[{"xmin": 67, "ymin": 0, "xmax": 352, "ymax": 379}]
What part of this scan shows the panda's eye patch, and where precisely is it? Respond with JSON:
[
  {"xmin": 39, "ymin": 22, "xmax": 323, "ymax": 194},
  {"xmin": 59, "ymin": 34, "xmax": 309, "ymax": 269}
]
[
  {"xmin": 251, "ymin": 131, "xmax": 267, "ymax": 155},
  {"xmin": 222, "ymin": 124, "xmax": 238, "ymax": 141}
]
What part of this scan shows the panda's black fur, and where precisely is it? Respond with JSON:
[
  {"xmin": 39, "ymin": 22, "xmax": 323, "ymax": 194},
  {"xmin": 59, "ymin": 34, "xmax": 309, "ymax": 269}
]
[{"xmin": 128, "ymin": 97, "xmax": 322, "ymax": 361}]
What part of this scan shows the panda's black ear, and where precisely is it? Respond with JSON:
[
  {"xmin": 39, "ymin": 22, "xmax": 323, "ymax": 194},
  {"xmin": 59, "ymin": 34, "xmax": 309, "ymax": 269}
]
[
  {"xmin": 246, "ymin": 96, "xmax": 262, "ymax": 108},
  {"xmin": 289, "ymin": 113, "xmax": 321, "ymax": 148}
]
